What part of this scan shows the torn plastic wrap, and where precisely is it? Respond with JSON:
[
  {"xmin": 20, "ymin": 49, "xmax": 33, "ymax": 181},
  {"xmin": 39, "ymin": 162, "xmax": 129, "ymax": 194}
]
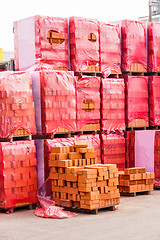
[
  {"xmin": 149, "ymin": 76, "xmax": 160, "ymax": 126},
  {"xmin": 102, "ymin": 133, "xmax": 126, "ymax": 171},
  {"xmin": 44, "ymin": 138, "xmax": 75, "ymax": 180},
  {"xmin": 69, "ymin": 17, "xmax": 99, "ymax": 72},
  {"xmin": 0, "ymin": 71, "xmax": 36, "ymax": 139},
  {"xmin": 76, "ymin": 76, "xmax": 100, "ymax": 131},
  {"xmin": 99, "ymin": 22, "xmax": 121, "ymax": 77},
  {"xmin": 0, "ymin": 141, "xmax": 37, "ymax": 209},
  {"xmin": 75, "ymin": 134, "xmax": 101, "ymax": 164},
  {"xmin": 35, "ymin": 178, "xmax": 77, "ymax": 218},
  {"xmin": 40, "ymin": 70, "xmax": 76, "ymax": 135},
  {"xmin": 124, "ymin": 76, "xmax": 149, "ymax": 127},
  {"xmin": 14, "ymin": 16, "xmax": 68, "ymax": 71},
  {"xmin": 101, "ymin": 78, "xmax": 125, "ymax": 132},
  {"xmin": 119, "ymin": 20, "xmax": 147, "ymax": 72},
  {"xmin": 148, "ymin": 22, "xmax": 160, "ymax": 72}
]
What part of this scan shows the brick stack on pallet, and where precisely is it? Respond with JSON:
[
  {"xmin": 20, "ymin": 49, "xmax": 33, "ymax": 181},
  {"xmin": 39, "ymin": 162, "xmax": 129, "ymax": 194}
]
[
  {"xmin": 49, "ymin": 141, "xmax": 120, "ymax": 211},
  {"xmin": 118, "ymin": 168, "xmax": 154, "ymax": 196}
]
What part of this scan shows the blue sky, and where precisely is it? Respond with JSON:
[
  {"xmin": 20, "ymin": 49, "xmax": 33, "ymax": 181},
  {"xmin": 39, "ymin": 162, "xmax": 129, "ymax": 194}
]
[{"xmin": 0, "ymin": 0, "xmax": 148, "ymax": 51}]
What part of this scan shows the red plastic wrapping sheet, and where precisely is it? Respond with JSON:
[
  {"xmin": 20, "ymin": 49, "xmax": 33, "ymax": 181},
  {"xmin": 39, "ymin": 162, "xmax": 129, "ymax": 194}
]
[
  {"xmin": 99, "ymin": 22, "xmax": 121, "ymax": 77},
  {"xmin": 14, "ymin": 16, "xmax": 68, "ymax": 71},
  {"xmin": 154, "ymin": 131, "xmax": 160, "ymax": 188},
  {"xmin": 149, "ymin": 76, "xmax": 160, "ymax": 126},
  {"xmin": 0, "ymin": 71, "xmax": 36, "ymax": 139},
  {"xmin": 127, "ymin": 131, "xmax": 135, "ymax": 168},
  {"xmin": 76, "ymin": 76, "xmax": 100, "ymax": 131},
  {"xmin": 75, "ymin": 134, "xmax": 101, "ymax": 164},
  {"xmin": 40, "ymin": 70, "xmax": 76, "ymax": 135},
  {"xmin": 44, "ymin": 138, "xmax": 75, "ymax": 180},
  {"xmin": 124, "ymin": 76, "xmax": 149, "ymax": 125},
  {"xmin": 120, "ymin": 20, "xmax": 147, "ymax": 72},
  {"xmin": 69, "ymin": 17, "xmax": 99, "ymax": 72},
  {"xmin": 102, "ymin": 133, "xmax": 126, "ymax": 171},
  {"xmin": 0, "ymin": 141, "xmax": 37, "ymax": 209},
  {"xmin": 148, "ymin": 22, "xmax": 160, "ymax": 72},
  {"xmin": 101, "ymin": 78, "xmax": 125, "ymax": 132}
]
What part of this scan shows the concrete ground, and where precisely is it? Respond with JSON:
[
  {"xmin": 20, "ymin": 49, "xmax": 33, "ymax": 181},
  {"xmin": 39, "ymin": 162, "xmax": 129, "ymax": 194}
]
[{"xmin": 0, "ymin": 190, "xmax": 160, "ymax": 240}]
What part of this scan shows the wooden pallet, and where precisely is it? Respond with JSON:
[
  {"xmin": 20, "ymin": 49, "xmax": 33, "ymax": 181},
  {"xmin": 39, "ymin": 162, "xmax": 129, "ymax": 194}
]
[
  {"xmin": 75, "ymin": 71, "xmax": 102, "ymax": 77},
  {"xmin": 107, "ymin": 73, "xmax": 121, "ymax": 79},
  {"xmin": 0, "ymin": 202, "xmax": 36, "ymax": 214},
  {"xmin": 120, "ymin": 190, "xmax": 151, "ymax": 197},
  {"xmin": 62, "ymin": 204, "xmax": 118, "ymax": 215}
]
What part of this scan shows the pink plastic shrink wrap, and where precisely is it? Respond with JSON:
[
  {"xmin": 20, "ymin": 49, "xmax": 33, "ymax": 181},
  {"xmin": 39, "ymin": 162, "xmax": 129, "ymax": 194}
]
[
  {"xmin": 149, "ymin": 76, "xmax": 160, "ymax": 126},
  {"xmin": 40, "ymin": 70, "xmax": 76, "ymax": 135},
  {"xmin": 35, "ymin": 139, "xmax": 44, "ymax": 188},
  {"xmin": 44, "ymin": 138, "xmax": 75, "ymax": 180},
  {"xmin": 75, "ymin": 134, "xmax": 101, "ymax": 164},
  {"xmin": 69, "ymin": 17, "xmax": 99, "ymax": 72},
  {"xmin": 124, "ymin": 76, "xmax": 149, "ymax": 127},
  {"xmin": 148, "ymin": 22, "xmax": 160, "ymax": 72},
  {"xmin": 102, "ymin": 133, "xmax": 126, "ymax": 171},
  {"xmin": 154, "ymin": 131, "xmax": 160, "ymax": 188},
  {"xmin": 101, "ymin": 78, "xmax": 125, "ymax": 132},
  {"xmin": 0, "ymin": 71, "xmax": 36, "ymax": 139},
  {"xmin": 120, "ymin": 20, "xmax": 147, "ymax": 72},
  {"xmin": 14, "ymin": 16, "xmax": 68, "ymax": 71},
  {"xmin": 76, "ymin": 76, "xmax": 100, "ymax": 131},
  {"xmin": 99, "ymin": 22, "xmax": 121, "ymax": 77},
  {"xmin": 0, "ymin": 141, "xmax": 37, "ymax": 209}
]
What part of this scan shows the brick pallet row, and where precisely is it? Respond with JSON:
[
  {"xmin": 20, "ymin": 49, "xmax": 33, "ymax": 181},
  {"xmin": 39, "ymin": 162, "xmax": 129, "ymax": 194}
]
[{"xmin": 49, "ymin": 141, "xmax": 120, "ymax": 210}]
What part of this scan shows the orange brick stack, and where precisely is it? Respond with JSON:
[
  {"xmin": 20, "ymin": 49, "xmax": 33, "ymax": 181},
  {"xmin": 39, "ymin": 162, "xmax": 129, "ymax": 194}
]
[
  {"xmin": 118, "ymin": 168, "xmax": 154, "ymax": 193},
  {"xmin": 49, "ymin": 141, "xmax": 120, "ymax": 210}
]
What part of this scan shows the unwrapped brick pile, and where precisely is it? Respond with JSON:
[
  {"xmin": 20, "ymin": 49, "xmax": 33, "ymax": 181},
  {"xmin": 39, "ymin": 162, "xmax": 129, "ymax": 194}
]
[
  {"xmin": 118, "ymin": 168, "xmax": 154, "ymax": 193},
  {"xmin": 49, "ymin": 141, "xmax": 120, "ymax": 210},
  {"xmin": 0, "ymin": 141, "xmax": 37, "ymax": 209}
]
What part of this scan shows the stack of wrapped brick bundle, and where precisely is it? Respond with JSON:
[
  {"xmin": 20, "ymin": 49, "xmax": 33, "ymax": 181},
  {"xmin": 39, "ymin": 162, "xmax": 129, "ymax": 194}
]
[
  {"xmin": 119, "ymin": 19, "xmax": 147, "ymax": 72},
  {"xmin": 148, "ymin": 22, "xmax": 160, "ymax": 72},
  {"xmin": 101, "ymin": 78, "xmax": 125, "ymax": 132},
  {"xmin": 0, "ymin": 71, "xmax": 36, "ymax": 139},
  {"xmin": 69, "ymin": 17, "xmax": 99, "ymax": 72},
  {"xmin": 118, "ymin": 168, "xmax": 154, "ymax": 194},
  {"xmin": 49, "ymin": 141, "xmax": 120, "ymax": 210},
  {"xmin": 124, "ymin": 76, "xmax": 149, "ymax": 128},
  {"xmin": 14, "ymin": 16, "xmax": 68, "ymax": 71},
  {"xmin": 76, "ymin": 76, "xmax": 100, "ymax": 131},
  {"xmin": 99, "ymin": 22, "xmax": 121, "ymax": 76},
  {"xmin": 0, "ymin": 141, "xmax": 37, "ymax": 209}
]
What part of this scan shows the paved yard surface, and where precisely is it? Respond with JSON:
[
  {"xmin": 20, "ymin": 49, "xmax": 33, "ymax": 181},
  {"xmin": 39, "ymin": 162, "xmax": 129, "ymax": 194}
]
[{"xmin": 0, "ymin": 190, "xmax": 160, "ymax": 240}]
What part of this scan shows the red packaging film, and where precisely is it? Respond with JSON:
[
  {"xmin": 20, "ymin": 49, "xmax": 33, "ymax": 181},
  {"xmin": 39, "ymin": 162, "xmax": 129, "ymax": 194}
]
[
  {"xmin": 124, "ymin": 76, "xmax": 149, "ymax": 128},
  {"xmin": 101, "ymin": 78, "xmax": 125, "ymax": 132},
  {"xmin": 0, "ymin": 141, "xmax": 37, "ymax": 209},
  {"xmin": 149, "ymin": 76, "xmax": 160, "ymax": 126},
  {"xmin": 14, "ymin": 16, "xmax": 68, "ymax": 71},
  {"xmin": 76, "ymin": 76, "xmax": 100, "ymax": 131},
  {"xmin": 120, "ymin": 19, "xmax": 147, "ymax": 72},
  {"xmin": 148, "ymin": 22, "xmax": 160, "ymax": 72},
  {"xmin": 40, "ymin": 70, "xmax": 76, "ymax": 135},
  {"xmin": 75, "ymin": 134, "xmax": 101, "ymax": 164},
  {"xmin": 102, "ymin": 133, "xmax": 126, "ymax": 171},
  {"xmin": 0, "ymin": 71, "xmax": 36, "ymax": 139},
  {"xmin": 99, "ymin": 22, "xmax": 121, "ymax": 77},
  {"xmin": 69, "ymin": 17, "xmax": 99, "ymax": 72}
]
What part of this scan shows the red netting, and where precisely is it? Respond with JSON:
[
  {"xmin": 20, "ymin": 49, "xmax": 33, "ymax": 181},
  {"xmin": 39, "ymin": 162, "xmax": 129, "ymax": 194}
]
[
  {"xmin": 69, "ymin": 17, "xmax": 99, "ymax": 72},
  {"xmin": 101, "ymin": 78, "xmax": 125, "ymax": 132},
  {"xmin": 0, "ymin": 71, "xmax": 36, "ymax": 139},
  {"xmin": 99, "ymin": 22, "xmax": 121, "ymax": 77},
  {"xmin": 102, "ymin": 133, "xmax": 126, "ymax": 171},
  {"xmin": 40, "ymin": 70, "xmax": 76, "ymax": 135},
  {"xmin": 149, "ymin": 76, "xmax": 160, "ymax": 126},
  {"xmin": 124, "ymin": 76, "xmax": 149, "ymax": 124},
  {"xmin": 0, "ymin": 141, "xmax": 37, "ymax": 209},
  {"xmin": 121, "ymin": 20, "xmax": 147, "ymax": 71},
  {"xmin": 76, "ymin": 76, "xmax": 100, "ymax": 131},
  {"xmin": 148, "ymin": 22, "xmax": 160, "ymax": 72}
]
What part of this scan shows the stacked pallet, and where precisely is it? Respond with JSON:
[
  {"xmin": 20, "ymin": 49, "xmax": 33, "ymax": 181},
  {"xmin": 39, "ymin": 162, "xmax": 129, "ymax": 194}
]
[
  {"xmin": 118, "ymin": 168, "xmax": 154, "ymax": 194},
  {"xmin": 0, "ymin": 141, "xmax": 37, "ymax": 209},
  {"xmin": 49, "ymin": 141, "xmax": 120, "ymax": 210}
]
